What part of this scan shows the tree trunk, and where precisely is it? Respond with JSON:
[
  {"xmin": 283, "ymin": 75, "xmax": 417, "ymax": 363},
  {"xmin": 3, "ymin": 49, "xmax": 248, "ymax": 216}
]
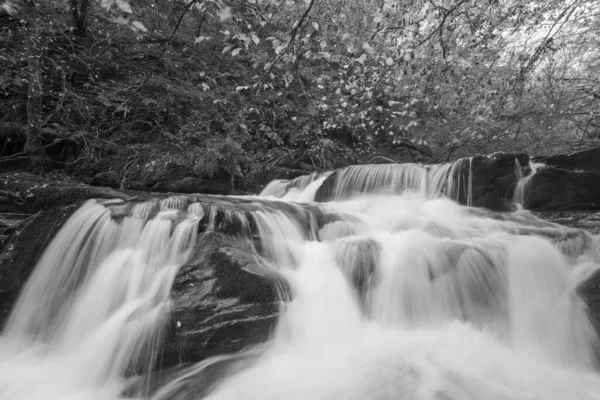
[
  {"xmin": 23, "ymin": 0, "xmax": 50, "ymax": 170},
  {"xmin": 70, "ymin": 0, "xmax": 88, "ymax": 35}
]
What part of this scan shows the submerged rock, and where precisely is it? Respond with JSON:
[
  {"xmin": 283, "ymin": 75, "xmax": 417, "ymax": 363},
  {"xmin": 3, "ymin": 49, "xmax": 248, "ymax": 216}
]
[{"xmin": 333, "ymin": 238, "xmax": 380, "ymax": 298}]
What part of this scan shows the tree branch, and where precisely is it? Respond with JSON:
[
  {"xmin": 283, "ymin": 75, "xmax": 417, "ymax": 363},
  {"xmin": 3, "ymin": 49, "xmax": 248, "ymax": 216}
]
[
  {"xmin": 414, "ymin": 0, "xmax": 468, "ymax": 50},
  {"xmin": 521, "ymin": 0, "xmax": 580, "ymax": 76},
  {"xmin": 229, "ymin": 0, "xmax": 268, "ymax": 22},
  {"xmin": 266, "ymin": 0, "xmax": 318, "ymax": 74},
  {"xmin": 0, "ymin": 139, "xmax": 68, "ymax": 164},
  {"xmin": 160, "ymin": 0, "xmax": 198, "ymax": 59},
  {"xmin": 119, "ymin": 0, "xmax": 198, "ymax": 109},
  {"xmin": 369, "ymin": 0, "xmax": 387, "ymax": 40}
]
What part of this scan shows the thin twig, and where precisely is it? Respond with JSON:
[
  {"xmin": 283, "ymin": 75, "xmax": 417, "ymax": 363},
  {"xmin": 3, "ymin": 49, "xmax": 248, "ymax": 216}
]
[
  {"xmin": 0, "ymin": 139, "xmax": 68, "ymax": 163},
  {"xmin": 118, "ymin": 0, "xmax": 199, "ymax": 109},
  {"xmin": 266, "ymin": 0, "xmax": 318, "ymax": 75},
  {"xmin": 414, "ymin": 0, "xmax": 469, "ymax": 50},
  {"xmin": 229, "ymin": 0, "xmax": 268, "ymax": 22}
]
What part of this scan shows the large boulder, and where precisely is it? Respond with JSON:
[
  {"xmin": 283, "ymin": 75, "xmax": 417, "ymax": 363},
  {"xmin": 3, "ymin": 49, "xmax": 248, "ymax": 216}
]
[
  {"xmin": 529, "ymin": 167, "xmax": 600, "ymax": 211},
  {"xmin": 469, "ymin": 153, "xmax": 528, "ymax": 210},
  {"xmin": 163, "ymin": 233, "xmax": 281, "ymax": 367},
  {"xmin": 89, "ymin": 171, "xmax": 121, "ymax": 189},
  {"xmin": 151, "ymin": 177, "xmax": 239, "ymax": 195},
  {"xmin": 525, "ymin": 147, "xmax": 600, "ymax": 211},
  {"xmin": 535, "ymin": 146, "xmax": 600, "ymax": 173}
]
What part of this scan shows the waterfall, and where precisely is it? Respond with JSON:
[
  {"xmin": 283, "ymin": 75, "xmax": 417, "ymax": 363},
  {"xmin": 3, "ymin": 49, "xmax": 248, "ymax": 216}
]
[
  {"xmin": 2, "ymin": 173, "xmax": 600, "ymax": 399},
  {"xmin": 259, "ymin": 171, "xmax": 332, "ymax": 201},
  {"xmin": 260, "ymin": 158, "xmax": 474, "ymax": 205},
  {"xmin": 513, "ymin": 159, "xmax": 545, "ymax": 210},
  {"xmin": 0, "ymin": 199, "xmax": 199, "ymax": 399}
]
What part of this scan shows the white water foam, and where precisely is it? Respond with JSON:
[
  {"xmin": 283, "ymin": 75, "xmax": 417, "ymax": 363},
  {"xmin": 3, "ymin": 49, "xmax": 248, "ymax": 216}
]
[{"xmin": 1, "ymin": 180, "xmax": 600, "ymax": 400}]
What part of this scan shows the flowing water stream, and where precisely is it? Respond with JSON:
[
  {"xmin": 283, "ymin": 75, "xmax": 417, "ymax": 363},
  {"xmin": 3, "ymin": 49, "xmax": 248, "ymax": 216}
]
[
  {"xmin": 1, "ymin": 160, "xmax": 600, "ymax": 400},
  {"xmin": 513, "ymin": 160, "xmax": 545, "ymax": 210}
]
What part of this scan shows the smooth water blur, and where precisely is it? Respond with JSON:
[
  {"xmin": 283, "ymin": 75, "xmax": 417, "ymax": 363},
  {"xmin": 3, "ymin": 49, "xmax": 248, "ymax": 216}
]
[
  {"xmin": 2, "ymin": 171, "xmax": 600, "ymax": 400},
  {"xmin": 260, "ymin": 158, "xmax": 473, "ymax": 204},
  {"xmin": 513, "ymin": 160, "xmax": 545, "ymax": 210},
  {"xmin": 0, "ymin": 200, "xmax": 199, "ymax": 400}
]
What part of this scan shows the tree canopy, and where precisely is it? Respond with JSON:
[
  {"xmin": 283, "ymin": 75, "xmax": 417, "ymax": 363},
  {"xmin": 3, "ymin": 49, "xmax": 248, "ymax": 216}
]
[{"xmin": 1, "ymin": 0, "xmax": 599, "ymax": 183}]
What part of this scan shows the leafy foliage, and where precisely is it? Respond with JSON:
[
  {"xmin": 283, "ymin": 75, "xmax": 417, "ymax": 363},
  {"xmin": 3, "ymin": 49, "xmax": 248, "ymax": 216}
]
[{"xmin": 1, "ymin": 0, "xmax": 599, "ymax": 185}]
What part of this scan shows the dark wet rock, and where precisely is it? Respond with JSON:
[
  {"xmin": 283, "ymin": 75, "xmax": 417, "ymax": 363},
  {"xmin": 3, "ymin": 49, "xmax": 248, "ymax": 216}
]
[
  {"xmin": 152, "ymin": 177, "xmax": 237, "ymax": 196},
  {"xmin": 89, "ymin": 171, "xmax": 121, "ymax": 189},
  {"xmin": 524, "ymin": 147, "xmax": 600, "ymax": 211},
  {"xmin": 468, "ymin": 153, "xmax": 529, "ymax": 210},
  {"xmin": 120, "ymin": 152, "xmax": 279, "ymax": 195},
  {"xmin": 0, "ymin": 172, "xmax": 138, "ymax": 213},
  {"xmin": 22, "ymin": 184, "xmax": 135, "ymax": 212},
  {"xmin": 529, "ymin": 167, "xmax": 600, "ymax": 211},
  {"xmin": 535, "ymin": 146, "xmax": 600, "ymax": 173},
  {"xmin": 123, "ymin": 154, "xmax": 197, "ymax": 191},
  {"xmin": 0, "ymin": 189, "xmax": 23, "ymax": 214},
  {"xmin": 162, "ymin": 233, "xmax": 281, "ymax": 367}
]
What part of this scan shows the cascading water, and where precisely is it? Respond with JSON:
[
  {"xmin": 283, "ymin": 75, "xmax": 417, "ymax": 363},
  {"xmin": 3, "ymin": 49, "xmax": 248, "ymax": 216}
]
[
  {"xmin": 513, "ymin": 159, "xmax": 545, "ymax": 210},
  {"xmin": 259, "ymin": 171, "xmax": 332, "ymax": 202},
  {"xmin": 0, "ymin": 199, "xmax": 200, "ymax": 399},
  {"xmin": 261, "ymin": 157, "xmax": 474, "ymax": 205},
  {"xmin": 2, "ymin": 166, "xmax": 600, "ymax": 400}
]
